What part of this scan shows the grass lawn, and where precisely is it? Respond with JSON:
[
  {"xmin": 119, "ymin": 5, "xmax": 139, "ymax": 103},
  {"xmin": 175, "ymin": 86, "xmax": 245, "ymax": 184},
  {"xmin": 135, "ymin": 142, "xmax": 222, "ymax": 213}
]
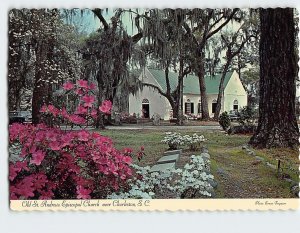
[{"xmin": 97, "ymin": 128, "xmax": 299, "ymax": 198}]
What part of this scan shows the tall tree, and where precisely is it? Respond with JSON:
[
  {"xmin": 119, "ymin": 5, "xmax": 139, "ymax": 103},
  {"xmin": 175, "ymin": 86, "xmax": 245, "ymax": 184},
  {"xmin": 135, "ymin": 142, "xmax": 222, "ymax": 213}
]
[
  {"xmin": 141, "ymin": 9, "xmax": 192, "ymax": 125},
  {"xmin": 241, "ymin": 68, "xmax": 260, "ymax": 108},
  {"xmin": 183, "ymin": 9, "xmax": 239, "ymax": 120},
  {"xmin": 8, "ymin": 9, "xmax": 82, "ymax": 124},
  {"xmin": 80, "ymin": 9, "xmax": 145, "ymax": 128},
  {"xmin": 249, "ymin": 8, "xmax": 299, "ymax": 148},
  {"xmin": 213, "ymin": 17, "xmax": 257, "ymax": 119}
]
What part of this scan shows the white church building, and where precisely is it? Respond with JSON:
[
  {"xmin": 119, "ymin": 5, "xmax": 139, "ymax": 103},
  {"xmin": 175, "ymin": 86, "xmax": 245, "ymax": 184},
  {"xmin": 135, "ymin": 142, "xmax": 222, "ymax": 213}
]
[{"xmin": 129, "ymin": 68, "xmax": 248, "ymax": 120}]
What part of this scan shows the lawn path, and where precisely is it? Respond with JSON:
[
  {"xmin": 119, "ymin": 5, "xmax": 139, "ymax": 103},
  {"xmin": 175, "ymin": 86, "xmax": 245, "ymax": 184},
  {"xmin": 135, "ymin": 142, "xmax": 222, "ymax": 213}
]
[{"xmin": 211, "ymin": 146, "xmax": 293, "ymax": 198}]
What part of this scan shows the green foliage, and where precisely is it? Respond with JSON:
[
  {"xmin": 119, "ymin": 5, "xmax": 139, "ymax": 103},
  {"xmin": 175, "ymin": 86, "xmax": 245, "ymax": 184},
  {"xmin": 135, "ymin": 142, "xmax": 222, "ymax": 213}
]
[
  {"xmin": 241, "ymin": 68, "xmax": 260, "ymax": 108},
  {"xmin": 237, "ymin": 106, "xmax": 256, "ymax": 126},
  {"xmin": 219, "ymin": 111, "xmax": 231, "ymax": 131}
]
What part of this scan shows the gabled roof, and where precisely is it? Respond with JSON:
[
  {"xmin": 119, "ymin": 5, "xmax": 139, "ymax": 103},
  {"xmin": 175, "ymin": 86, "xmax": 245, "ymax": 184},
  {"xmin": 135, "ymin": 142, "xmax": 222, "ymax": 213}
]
[{"xmin": 147, "ymin": 68, "xmax": 234, "ymax": 95}]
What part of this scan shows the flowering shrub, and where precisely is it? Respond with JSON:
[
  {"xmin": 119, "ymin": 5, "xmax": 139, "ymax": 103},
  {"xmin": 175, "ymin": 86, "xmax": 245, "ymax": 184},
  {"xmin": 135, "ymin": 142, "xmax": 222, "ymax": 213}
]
[
  {"xmin": 185, "ymin": 113, "xmax": 201, "ymax": 120},
  {"xmin": 167, "ymin": 155, "xmax": 213, "ymax": 197},
  {"xmin": 41, "ymin": 79, "xmax": 110, "ymax": 128},
  {"xmin": 161, "ymin": 132, "xmax": 185, "ymax": 150},
  {"xmin": 108, "ymin": 154, "xmax": 214, "ymax": 199},
  {"xmin": 184, "ymin": 133, "xmax": 206, "ymax": 151},
  {"xmin": 161, "ymin": 132, "xmax": 206, "ymax": 151},
  {"xmin": 9, "ymin": 80, "xmax": 141, "ymax": 200}
]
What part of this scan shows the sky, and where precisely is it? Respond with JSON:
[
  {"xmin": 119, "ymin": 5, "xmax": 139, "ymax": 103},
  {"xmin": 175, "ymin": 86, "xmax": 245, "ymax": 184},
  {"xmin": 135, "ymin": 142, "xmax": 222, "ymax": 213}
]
[
  {"xmin": 67, "ymin": 9, "xmax": 140, "ymax": 35},
  {"xmin": 66, "ymin": 8, "xmax": 300, "ymax": 96}
]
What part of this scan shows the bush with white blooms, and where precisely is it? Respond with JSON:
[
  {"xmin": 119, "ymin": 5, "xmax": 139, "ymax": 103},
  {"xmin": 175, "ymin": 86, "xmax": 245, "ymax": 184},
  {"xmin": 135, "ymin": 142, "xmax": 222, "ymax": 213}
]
[
  {"xmin": 107, "ymin": 154, "xmax": 214, "ymax": 199},
  {"xmin": 161, "ymin": 132, "xmax": 206, "ymax": 151}
]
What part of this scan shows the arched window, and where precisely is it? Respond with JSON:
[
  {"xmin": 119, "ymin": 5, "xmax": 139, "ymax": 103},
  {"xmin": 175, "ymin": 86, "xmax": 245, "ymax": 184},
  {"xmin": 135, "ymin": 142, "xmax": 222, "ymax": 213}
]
[
  {"xmin": 233, "ymin": 99, "xmax": 239, "ymax": 111},
  {"xmin": 212, "ymin": 99, "xmax": 217, "ymax": 114},
  {"xmin": 142, "ymin": 98, "xmax": 149, "ymax": 104}
]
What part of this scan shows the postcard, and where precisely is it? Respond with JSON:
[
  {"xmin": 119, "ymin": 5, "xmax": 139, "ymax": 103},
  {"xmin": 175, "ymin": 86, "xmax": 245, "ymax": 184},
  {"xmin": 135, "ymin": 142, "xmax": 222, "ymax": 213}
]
[{"xmin": 8, "ymin": 7, "xmax": 299, "ymax": 211}]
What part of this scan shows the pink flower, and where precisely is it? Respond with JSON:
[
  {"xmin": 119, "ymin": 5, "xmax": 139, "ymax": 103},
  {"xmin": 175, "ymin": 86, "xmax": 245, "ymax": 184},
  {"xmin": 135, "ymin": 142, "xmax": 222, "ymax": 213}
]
[
  {"xmin": 81, "ymin": 95, "xmax": 95, "ymax": 108},
  {"xmin": 46, "ymin": 131, "xmax": 57, "ymax": 142},
  {"xmin": 89, "ymin": 82, "xmax": 97, "ymax": 90},
  {"xmin": 9, "ymin": 165, "xmax": 19, "ymax": 181},
  {"xmin": 123, "ymin": 148, "xmax": 133, "ymax": 155},
  {"xmin": 77, "ymin": 79, "xmax": 89, "ymax": 89},
  {"xmin": 40, "ymin": 105, "xmax": 48, "ymax": 113},
  {"xmin": 33, "ymin": 173, "xmax": 48, "ymax": 190},
  {"xmin": 90, "ymin": 109, "xmax": 98, "ymax": 119},
  {"xmin": 39, "ymin": 190, "xmax": 54, "ymax": 200},
  {"xmin": 77, "ymin": 130, "xmax": 90, "ymax": 142},
  {"xmin": 13, "ymin": 176, "xmax": 35, "ymax": 198},
  {"xmin": 137, "ymin": 151, "xmax": 144, "ymax": 161},
  {"xmin": 49, "ymin": 141, "xmax": 61, "ymax": 151},
  {"xmin": 61, "ymin": 133, "xmax": 73, "ymax": 147},
  {"xmin": 76, "ymin": 186, "xmax": 91, "ymax": 199},
  {"xmin": 123, "ymin": 156, "xmax": 132, "ymax": 164},
  {"xmin": 99, "ymin": 100, "xmax": 112, "ymax": 114},
  {"xmin": 75, "ymin": 105, "xmax": 88, "ymax": 114},
  {"xmin": 9, "ymin": 123, "xmax": 24, "ymax": 141},
  {"xmin": 31, "ymin": 150, "xmax": 46, "ymax": 165},
  {"xmin": 9, "ymin": 92, "xmax": 135, "ymax": 200},
  {"xmin": 63, "ymin": 81, "xmax": 74, "ymax": 90},
  {"xmin": 75, "ymin": 88, "xmax": 84, "ymax": 95},
  {"xmin": 69, "ymin": 115, "xmax": 86, "ymax": 125},
  {"xmin": 35, "ymin": 131, "xmax": 46, "ymax": 142},
  {"xmin": 15, "ymin": 161, "xmax": 29, "ymax": 171},
  {"xmin": 48, "ymin": 105, "xmax": 60, "ymax": 117},
  {"xmin": 60, "ymin": 107, "xmax": 70, "ymax": 119}
]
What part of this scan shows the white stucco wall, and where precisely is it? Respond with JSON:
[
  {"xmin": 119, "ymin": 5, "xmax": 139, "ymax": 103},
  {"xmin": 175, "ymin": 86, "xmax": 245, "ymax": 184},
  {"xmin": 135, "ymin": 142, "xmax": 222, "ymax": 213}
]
[
  {"xmin": 129, "ymin": 69, "xmax": 248, "ymax": 120},
  {"xmin": 183, "ymin": 94, "xmax": 222, "ymax": 117},
  {"xmin": 183, "ymin": 71, "xmax": 247, "ymax": 117},
  {"xmin": 129, "ymin": 69, "xmax": 172, "ymax": 120},
  {"xmin": 224, "ymin": 71, "xmax": 248, "ymax": 112}
]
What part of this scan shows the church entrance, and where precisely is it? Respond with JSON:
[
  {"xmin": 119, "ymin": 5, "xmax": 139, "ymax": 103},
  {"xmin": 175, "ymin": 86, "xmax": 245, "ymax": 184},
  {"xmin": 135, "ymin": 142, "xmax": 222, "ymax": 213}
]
[{"xmin": 142, "ymin": 99, "xmax": 150, "ymax": 118}]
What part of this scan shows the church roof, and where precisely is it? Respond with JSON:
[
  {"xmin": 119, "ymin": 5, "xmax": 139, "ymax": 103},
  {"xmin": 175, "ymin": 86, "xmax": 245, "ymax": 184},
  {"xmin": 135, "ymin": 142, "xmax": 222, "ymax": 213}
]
[{"xmin": 147, "ymin": 68, "xmax": 234, "ymax": 95}]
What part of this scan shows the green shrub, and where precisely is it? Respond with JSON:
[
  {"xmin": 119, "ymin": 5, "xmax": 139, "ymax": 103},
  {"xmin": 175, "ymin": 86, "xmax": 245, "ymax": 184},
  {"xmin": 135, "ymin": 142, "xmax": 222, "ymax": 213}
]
[
  {"xmin": 219, "ymin": 111, "xmax": 231, "ymax": 131},
  {"xmin": 237, "ymin": 106, "xmax": 256, "ymax": 126}
]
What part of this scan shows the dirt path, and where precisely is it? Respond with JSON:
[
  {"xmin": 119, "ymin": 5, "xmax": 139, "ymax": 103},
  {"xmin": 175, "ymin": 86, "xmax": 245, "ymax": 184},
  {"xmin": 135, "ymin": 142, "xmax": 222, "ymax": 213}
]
[{"xmin": 210, "ymin": 147, "xmax": 294, "ymax": 198}]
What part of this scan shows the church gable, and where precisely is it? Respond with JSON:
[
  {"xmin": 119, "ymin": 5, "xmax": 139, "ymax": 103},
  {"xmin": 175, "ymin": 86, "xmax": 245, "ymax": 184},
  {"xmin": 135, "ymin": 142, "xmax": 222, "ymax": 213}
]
[{"xmin": 146, "ymin": 68, "xmax": 233, "ymax": 95}]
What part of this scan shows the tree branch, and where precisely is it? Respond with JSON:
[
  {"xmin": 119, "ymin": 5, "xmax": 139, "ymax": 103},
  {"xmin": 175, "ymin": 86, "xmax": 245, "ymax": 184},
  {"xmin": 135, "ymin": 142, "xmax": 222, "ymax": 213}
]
[
  {"xmin": 183, "ymin": 66, "xmax": 192, "ymax": 77},
  {"xmin": 232, "ymin": 35, "xmax": 256, "ymax": 57},
  {"xmin": 132, "ymin": 32, "xmax": 143, "ymax": 44},
  {"xmin": 206, "ymin": 9, "xmax": 239, "ymax": 40},
  {"xmin": 221, "ymin": 34, "xmax": 230, "ymax": 46},
  {"xmin": 143, "ymin": 82, "xmax": 168, "ymax": 98},
  {"xmin": 183, "ymin": 22, "xmax": 199, "ymax": 46},
  {"xmin": 92, "ymin": 8, "xmax": 109, "ymax": 31}
]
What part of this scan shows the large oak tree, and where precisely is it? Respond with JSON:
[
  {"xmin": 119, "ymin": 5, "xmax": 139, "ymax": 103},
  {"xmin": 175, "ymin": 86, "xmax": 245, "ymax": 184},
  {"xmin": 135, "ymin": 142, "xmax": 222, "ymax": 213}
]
[{"xmin": 249, "ymin": 8, "xmax": 299, "ymax": 148}]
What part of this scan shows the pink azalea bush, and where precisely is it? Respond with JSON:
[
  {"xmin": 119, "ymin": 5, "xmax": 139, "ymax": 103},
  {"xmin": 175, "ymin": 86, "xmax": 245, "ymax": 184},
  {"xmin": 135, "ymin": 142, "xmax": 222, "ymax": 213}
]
[
  {"xmin": 41, "ymin": 79, "xmax": 111, "ymax": 128},
  {"xmin": 9, "ymin": 79, "xmax": 141, "ymax": 200}
]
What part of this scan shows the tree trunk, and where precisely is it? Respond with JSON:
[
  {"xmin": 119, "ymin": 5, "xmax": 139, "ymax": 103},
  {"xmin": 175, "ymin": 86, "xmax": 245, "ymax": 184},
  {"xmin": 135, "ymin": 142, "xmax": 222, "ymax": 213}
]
[
  {"xmin": 249, "ymin": 8, "xmax": 299, "ymax": 148},
  {"xmin": 197, "ymin": 58, "xmax": 209, "ymax": 120},
  {"xmin": 176, "ymin": 59, "xmax": 184, "ymax": 125},
  {"xmin": 32, "ymin": 43, "xmax": 48, "ymax": 124},
  {"xmin": 172, "ymin": 102, "xmax": 178, "ymax": 119},
  {"xmin": 94, "ymin": 69, "xmax": 106, "ymax": 129},
  {"xmin": 214, "ymin": 62, "xmax": 230, "ymax": 120}
]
